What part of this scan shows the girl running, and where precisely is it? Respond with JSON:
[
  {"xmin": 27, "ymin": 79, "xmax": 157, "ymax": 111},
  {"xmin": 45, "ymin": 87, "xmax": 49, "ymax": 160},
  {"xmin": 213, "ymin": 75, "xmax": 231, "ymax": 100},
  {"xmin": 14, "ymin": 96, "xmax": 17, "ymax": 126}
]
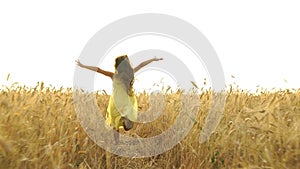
[{"xmin": 76, "ymin": 55, "xmax": 163, "ymax": 144}]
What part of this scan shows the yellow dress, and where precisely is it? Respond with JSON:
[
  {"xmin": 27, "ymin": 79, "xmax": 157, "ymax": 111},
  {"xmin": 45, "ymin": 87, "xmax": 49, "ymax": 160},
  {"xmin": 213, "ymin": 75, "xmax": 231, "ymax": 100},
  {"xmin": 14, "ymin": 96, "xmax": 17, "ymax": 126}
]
[{"xmin": 106, "ymin": 77, "xmax": 138, "ymax": 129}]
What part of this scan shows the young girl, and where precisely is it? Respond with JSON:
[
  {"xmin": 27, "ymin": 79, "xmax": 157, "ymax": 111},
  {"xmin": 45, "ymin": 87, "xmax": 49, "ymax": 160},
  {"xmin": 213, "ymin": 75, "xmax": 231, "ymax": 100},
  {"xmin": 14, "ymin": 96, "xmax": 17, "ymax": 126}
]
[{"xmin": 76, "ymin": 55, "xmax": 163, "ymax": 144}]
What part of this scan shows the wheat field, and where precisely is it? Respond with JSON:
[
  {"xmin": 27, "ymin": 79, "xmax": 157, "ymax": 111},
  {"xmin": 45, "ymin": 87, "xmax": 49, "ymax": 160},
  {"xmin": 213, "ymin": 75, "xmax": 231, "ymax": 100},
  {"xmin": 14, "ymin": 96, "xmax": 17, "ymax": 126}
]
[{"xmin": 0, "ymin": 82, "xmax": 299, "ymax": 169}]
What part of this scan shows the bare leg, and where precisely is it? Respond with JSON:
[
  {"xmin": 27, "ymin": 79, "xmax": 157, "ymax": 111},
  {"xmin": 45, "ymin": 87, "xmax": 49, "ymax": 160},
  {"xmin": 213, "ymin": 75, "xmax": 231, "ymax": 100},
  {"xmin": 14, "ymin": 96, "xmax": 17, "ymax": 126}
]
[
  {"xmin": 121, "ymin": 117, "xmax": 133, "ymax": 131},
  {"xmin": 113, "ymin": 128, "xmax": 119, "ymax": 144}
]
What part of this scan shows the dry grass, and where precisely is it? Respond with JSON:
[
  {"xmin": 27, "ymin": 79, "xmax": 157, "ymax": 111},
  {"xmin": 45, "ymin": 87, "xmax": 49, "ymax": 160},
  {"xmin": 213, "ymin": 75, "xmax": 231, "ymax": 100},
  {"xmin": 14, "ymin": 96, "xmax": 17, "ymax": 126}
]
[{"xmin": 0, "ymin": 82, "xmax": 299, "ymax": 168}]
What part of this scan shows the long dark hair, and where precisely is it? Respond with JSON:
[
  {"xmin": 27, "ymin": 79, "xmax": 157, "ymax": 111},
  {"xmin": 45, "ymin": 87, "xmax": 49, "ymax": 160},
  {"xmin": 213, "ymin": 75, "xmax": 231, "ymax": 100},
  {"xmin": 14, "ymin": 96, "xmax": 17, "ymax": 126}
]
[{"xmin": 114, "ymin": 55, "xmax": 134, "ymax": 96}]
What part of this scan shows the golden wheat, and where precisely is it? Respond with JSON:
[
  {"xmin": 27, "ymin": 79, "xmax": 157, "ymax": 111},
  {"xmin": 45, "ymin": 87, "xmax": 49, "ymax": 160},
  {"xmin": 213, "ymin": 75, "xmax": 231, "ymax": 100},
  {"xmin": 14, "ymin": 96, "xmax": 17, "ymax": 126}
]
[{"xmin": 0, "ymin": 82, "xmax": 299, "ymax": 168}]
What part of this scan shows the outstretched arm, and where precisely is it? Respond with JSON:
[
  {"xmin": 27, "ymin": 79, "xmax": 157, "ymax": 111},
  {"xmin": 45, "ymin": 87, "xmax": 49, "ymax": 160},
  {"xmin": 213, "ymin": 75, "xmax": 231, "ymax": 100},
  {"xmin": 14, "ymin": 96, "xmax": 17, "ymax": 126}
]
[
  {"xmin": 76, "ymin": 60, "xmax": 114, "ymax": 78},
  {"xmin": 134, "ymin": 57, "xmax": 163, "ymax": 73}
]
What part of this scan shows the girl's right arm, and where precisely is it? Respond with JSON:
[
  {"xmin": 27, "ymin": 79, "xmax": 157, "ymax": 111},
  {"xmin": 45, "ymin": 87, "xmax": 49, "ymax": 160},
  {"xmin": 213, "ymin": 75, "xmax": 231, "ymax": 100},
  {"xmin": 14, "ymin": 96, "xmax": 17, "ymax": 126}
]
[
  {"xmin": 76, "ymin": 60, "xmax": 114, "ymax": 78},
  {"xmin": 133, "ymin": 57, "xmax": 163, "ymax": 73}
]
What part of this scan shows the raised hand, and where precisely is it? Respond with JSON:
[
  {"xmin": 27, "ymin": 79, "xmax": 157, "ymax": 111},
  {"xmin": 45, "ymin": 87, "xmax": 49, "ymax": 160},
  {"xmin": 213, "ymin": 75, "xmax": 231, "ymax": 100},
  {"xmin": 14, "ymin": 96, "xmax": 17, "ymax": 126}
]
[
  {"xmin": 153, "ymin": 57, "xmax": 163, "ymax": 61},
  {"xmin": 75, "ymin": 59, "xmax": 85, "ymax": 67}
]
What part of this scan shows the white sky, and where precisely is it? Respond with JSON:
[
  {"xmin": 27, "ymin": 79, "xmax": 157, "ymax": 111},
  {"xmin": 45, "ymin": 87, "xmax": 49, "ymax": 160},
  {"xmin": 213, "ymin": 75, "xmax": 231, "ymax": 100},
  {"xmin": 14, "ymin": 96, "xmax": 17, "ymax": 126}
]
[{"xmin": 0, "ymin": 0, "xmax": 299, "ymax": 93}]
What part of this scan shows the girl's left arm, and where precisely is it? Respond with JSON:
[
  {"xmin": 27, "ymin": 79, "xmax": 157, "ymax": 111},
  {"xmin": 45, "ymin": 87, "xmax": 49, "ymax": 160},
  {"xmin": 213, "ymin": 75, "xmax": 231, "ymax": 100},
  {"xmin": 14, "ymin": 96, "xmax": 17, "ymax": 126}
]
[
  {"xmin": 76, "ymin": 60, "xmax": 114, "ymax": 78},
  {"xmin": 134, "ymin": 57, "xmax": 163, "ymax": 73}
]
